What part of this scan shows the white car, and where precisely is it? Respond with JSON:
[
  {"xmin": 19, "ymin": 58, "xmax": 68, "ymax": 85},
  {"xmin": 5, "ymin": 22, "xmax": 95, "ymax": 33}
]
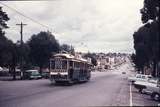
[
  {"xmin": 134, "ymin": 78, "xmax": 160, "ymax": 101},
  {"xmin": 134, "ymin": 78, "xmax": 158, "ymax": 93},
  {"xmin": 150, "ymin": 86, "xmax": 160, "ymax": 101},
  {"xmin": 128, "ymin": 74, "xmax": 152, "ymax": 83},
  {"xmin": 0, "ymin": 67, "xmax": 3, "ymax": 71}
]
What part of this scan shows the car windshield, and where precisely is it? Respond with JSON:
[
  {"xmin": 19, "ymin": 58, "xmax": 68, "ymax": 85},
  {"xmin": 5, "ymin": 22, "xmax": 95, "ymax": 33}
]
[
  {"xmin": 148, "ymin": 78, "xmax": 159, "ymax": 84},
  {"xmin": 136, "ymin": 74, "xmax": 141, "ymax": 78},
  {"xmin": 141, "ymin": 76, "xmax": 146, "ymax": 79},
  {"xmin": 31, "ymin": 71, "xmax": 39, "ymax": 75}
]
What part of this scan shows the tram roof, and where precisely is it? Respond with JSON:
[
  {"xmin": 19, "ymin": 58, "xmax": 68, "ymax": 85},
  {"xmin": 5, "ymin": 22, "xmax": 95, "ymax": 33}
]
[
  {"xmin": 53, "ymin": 53, "xmax": 75, "ymax": 59},
  {"xmin": 52, "ymin": 53, "xmax": 92, "ymax": 65}
]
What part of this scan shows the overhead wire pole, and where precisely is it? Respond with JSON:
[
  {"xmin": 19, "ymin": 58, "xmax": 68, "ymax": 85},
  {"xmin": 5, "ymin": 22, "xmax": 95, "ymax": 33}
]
[
  {"xmin": 0, "ymin": 2, "xmax": 53, "ymax": 31},
  {"xmin": 16, "ymin": 22, "xmax": 27, "ymax": 79}
]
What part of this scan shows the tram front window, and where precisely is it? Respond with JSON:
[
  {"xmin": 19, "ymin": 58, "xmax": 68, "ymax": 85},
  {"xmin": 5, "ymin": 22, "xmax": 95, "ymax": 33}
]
[
  {"xmin": 62, "ymin": 60, "xmax": 67, "ymax": 69},
  {"xmin": 69, "ymin": 61, "xmax": 73, "ymax": 68},
  {"xmin": 55, "ymin": 59, "xmax": 61, "ymax": 69}
]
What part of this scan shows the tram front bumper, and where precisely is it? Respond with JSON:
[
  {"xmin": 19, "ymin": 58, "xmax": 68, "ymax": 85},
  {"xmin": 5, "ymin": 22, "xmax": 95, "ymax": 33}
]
[
  {"xmin": 50, "ymin": 72, "xmax": 69, "ymax": 81},
  {"xmin": 50, "ymin": 72, "xmax": 68, "ymax": 75}
]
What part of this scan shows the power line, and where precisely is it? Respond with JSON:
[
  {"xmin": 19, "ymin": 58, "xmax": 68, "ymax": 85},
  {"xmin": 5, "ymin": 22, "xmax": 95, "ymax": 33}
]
[
  {"xmin": 0, "ymin": 2, "xmax": 89, "ymax": 51},
  {"xmin": 0, "ymin": 2, "xmax": 53, "ymax": 31}
]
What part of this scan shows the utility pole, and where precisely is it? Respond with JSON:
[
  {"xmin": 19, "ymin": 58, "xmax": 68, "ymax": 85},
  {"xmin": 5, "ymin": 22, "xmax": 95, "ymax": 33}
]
[{"xmin": 16, "ymin": 22, "xmax": 27, "ymax": 79}]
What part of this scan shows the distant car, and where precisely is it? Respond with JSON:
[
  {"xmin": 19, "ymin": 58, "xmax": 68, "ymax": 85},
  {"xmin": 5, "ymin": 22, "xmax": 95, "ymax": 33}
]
[
  {"xmin": 41, "ymin": 72, "xmax": 50, "ymax": 79},
  {"xmin": 128, "ymin": 74, "xmax": 152, "ymax": 83},
  {"xmin": 0, "ymin": 67, "xmax": 3, "ymax": 71},
  {"xmin": 122, "ymin": 71, "xmax": 126, "ymax": 74},
  {"xmin": 24, "ymin": 70, "xmax": 42, "ymax": 80}
]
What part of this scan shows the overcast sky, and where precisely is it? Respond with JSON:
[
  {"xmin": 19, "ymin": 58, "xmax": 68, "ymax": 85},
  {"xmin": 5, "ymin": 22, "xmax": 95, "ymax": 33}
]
[{"xmin": 1, "ymin": 0, "xmax": 144, "ymax": 53}]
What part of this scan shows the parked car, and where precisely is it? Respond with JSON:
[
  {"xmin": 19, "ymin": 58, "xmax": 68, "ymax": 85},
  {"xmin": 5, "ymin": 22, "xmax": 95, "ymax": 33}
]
[
  {"xmin": 24, "ymin": 70, "xmax": 42, "ymax": 80},
  {"xmin": 122, "ymin": 71, "xmax": 126, "ymax": 74},
  {"xmin": 128, "ymin": 74, "xmax": 152, "ymax": 83},
  {"xmin": 133, "ymin": 77, "xmax": 160, "ymax": 101},
  {"xmin": 150, "ymin": 87, "xmax": 160, "ymax": 101},
  {"xmin": 0, "ymin": 67, "xmax": 3, "ymax": 71},
  {"xmin": 41, "ymin": 72, "xmax": 50, "ymax": 79},
  {"xmin": 134, "ymin": 78, "xmax": 158, "ymax": 92}
]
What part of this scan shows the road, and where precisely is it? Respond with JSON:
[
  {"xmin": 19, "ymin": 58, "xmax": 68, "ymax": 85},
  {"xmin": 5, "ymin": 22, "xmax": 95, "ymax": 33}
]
[{"xmin": 0, "ymin": 61, "xmax": 159, "ymax": 107}]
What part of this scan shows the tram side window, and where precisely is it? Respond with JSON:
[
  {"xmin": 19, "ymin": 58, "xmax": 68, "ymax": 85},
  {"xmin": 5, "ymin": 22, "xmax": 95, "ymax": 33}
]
[
  {"xmin": 80, "ymin": 63, "xmax": 83, "ymax": 69},
  {"xmin": 51, "ymin": 60, "xmax": 55, "ymax": 69},
  {"xmin": 77, "ymin": 62, "xmax": 80, "ymax": 68},
  {"xmin": 62, "ymin": 60, "xmax": 67, "ymax": 69},
  {"xmin": 76, "ymin": 62, "xmax": 78, "ymax": 68},
  {"xmin": 84, "ymin": 63, "xmax": 86, "ymax": 69},
  {"xmin": 69, "ymin": 61, "xmax": 73, "ymax": 68},
  {"xmin": 74, "ymin": 62, "xmax": 79, "ymax": 68},
  {"xmin": 74, "ymin": 62, "xmax": 77, "ymax": 68}
]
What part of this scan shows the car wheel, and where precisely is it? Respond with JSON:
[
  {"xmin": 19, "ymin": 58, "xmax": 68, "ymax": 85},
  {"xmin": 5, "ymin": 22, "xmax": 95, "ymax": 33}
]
[
  {"xmin": 138, "ymin": 88, "xmax": 143, "ymax": 93},
  {"xmin": 131, "ymin": 81, "xmax": 135, "ymax": 84},
  {"xmin": 151, "ymin": 93, "xmax": 160, "ymax": 101}
]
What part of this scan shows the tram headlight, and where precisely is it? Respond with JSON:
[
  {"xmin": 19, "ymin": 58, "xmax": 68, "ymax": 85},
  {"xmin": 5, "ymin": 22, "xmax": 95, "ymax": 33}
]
[
  {"xmin": 50, "ymin": 72, "xmax": 58, "ymax": 75},
  {"xmin": 50, "ymin": 72, "xmax": 68, "ymax": 75},
  {"xmin": 59, "ymin": 72, "xmax": 68, "ymax": 75}
]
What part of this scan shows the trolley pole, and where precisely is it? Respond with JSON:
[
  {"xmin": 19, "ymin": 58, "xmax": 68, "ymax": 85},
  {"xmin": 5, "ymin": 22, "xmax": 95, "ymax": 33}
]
[{"xmin": 16, "ymin": 22, "xmax": 27, "ymax": 79}]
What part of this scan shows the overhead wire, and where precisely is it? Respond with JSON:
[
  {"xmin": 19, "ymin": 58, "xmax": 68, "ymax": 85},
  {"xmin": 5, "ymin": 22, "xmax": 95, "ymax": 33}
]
[
  {"xmin": 0, "ymin": 2, "xmax": 89, "ymax": 51},
  {"xmin": 0, "ymin": 2, "xmax": 53, "ymax": 31}
]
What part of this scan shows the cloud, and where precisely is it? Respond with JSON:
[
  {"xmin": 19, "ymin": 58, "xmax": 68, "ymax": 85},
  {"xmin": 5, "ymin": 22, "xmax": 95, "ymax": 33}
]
[{"xmin": 1, "ymin": 0, "xmax": 143, "ymax": 53}]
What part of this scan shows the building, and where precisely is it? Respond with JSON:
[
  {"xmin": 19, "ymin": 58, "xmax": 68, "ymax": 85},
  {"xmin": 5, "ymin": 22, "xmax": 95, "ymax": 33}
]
[{"xmin": 95, "ymin": 53, "xmax": 127, "ymax": 71}]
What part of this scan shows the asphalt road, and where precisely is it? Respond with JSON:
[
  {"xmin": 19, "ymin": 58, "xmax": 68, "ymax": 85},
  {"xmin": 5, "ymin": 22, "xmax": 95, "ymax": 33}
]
[{"xmin": 0, "ymin": 62, "xmax": 159, "ymax": 107}]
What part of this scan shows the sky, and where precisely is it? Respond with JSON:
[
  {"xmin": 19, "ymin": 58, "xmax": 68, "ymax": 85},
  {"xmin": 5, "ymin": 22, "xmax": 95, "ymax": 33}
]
[{"xmin": 0, "ymin": 0, "xmax": 144, "ymax": 53}]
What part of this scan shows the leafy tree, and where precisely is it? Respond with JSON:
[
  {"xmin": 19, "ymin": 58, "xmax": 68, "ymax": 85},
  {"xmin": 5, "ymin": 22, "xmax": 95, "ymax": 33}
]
[
  {"xmin": 0, "ymin": 7, "xmax": 10, "ymax": 64},
  {"xmin": 0, "ymin": 7, "xmax": 9, "ymax": 30},
  {"xmin": 0, "ymin": 6, "xmax": 10, "ymax": 65},
  {"xmin": 91, "ymin": 57, "xmax": 97, "ymax": 66},
  {"xmin": 133, "ymin": 0, "xmax": 159, "ymax": 76},
  {"xmin": 84, "ymin": 52, "xmax": 97, "ymax": 66},
  {"xmin": 0, "ymin": 7, "xmax": 19, "ymax": 79},
  {"xmin": 15, "ymin": 41, "xmax": 31, "ymax": 70},
  {"xmin": 140, "ymin": 0, "xmax": 159, "ymax": 23},
  {"xmin": 0, "ymin": 36, "xmax": 13, "ymax": 67},
  {"xmin": 133, "ymin": 22, "xmax": 159, "ymax": 75},
  {"xmin": 9, "ymin": 44, "xmax": 19, "ymax": 80},
  {"xmin": 60, "ymin": 44, "xmax": 75, "ymax": 55},
  {"xmin": 28, "ymin": 31, "xmax": 60, "ymax": 74}
]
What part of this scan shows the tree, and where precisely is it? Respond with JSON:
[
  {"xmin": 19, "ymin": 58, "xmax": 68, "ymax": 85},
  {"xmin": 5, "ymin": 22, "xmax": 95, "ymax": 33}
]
[
  {"xmin": 133, "ymin": 22, "xmax": 158, "ymax": 75},
  {"xmin": 60, "ymin": 44, "xmax": 75, "ymax": 55},
  {"xmin": 9, "ymin": 44, "xmax": 19, "ymax": 80},
  {"xmin": 16, "ymin": 41, "xmax": 31, "ymax": 70},
  {"xmin": 140, "ymin": 0, "xmax": 159, "ymax": 76},
  {"xmin": 0, "ymin": 7, "xmax": 9, "ymax": 30},
  {"xmin": 28, "ymin": 31, "xmax": 60, "ymax": 74},
  {"xmin": 91, "ymin": 57, "xmax": 97, "ymax": 66},
  {"xmin": 140, "ymin": 0, "xmax": 159, "ymax": 23},
  {"xmin": 84, "ymin": 52, "xmax": 97, "ymax": 66},
  {"xmin": 0, "ymin": 7, "xmax": 20, "ymax": 80},
  {"xmin": 0, "ymin": 7, "xmax": 10, "ymax": 64},
  {"xmin": 133, "ymin": 0, "xmax": 159, "ymax": 76}
]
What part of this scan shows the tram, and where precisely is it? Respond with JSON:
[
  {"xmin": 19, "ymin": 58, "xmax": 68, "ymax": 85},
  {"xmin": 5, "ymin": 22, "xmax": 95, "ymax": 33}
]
[{"xmin": 49, "ymin": 53, "xmax": 92, "ymax": 84}]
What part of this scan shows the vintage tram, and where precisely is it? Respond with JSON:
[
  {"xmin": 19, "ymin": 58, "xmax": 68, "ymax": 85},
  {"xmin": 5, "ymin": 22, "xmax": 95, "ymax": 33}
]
[{"xmin": 49, "ymin": 53, "xmax": 92, "ymax": 84}]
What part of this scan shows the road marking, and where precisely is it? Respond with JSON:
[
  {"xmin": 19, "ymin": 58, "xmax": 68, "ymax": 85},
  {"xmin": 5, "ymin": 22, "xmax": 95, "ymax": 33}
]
[{"xmin": 130, "ymin": 83, "xmax": 133, "ymax": 106}]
